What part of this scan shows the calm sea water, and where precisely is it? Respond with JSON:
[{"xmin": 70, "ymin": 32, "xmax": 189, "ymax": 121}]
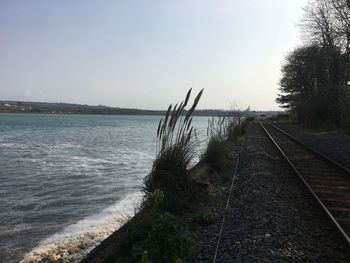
[{"xmin": 0, "ymin": 114, "xmax": 209, "ymax": 263}]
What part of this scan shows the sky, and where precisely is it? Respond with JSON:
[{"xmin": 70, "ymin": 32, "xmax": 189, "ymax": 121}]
[{"xmin": 0, "ymin": 0, "xmax": 308, "ymax": 110}]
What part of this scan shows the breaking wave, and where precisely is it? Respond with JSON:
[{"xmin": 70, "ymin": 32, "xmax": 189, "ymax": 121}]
[{"xmin": 20, "ymin": 192, "xmax": 142, "ymax": 263}]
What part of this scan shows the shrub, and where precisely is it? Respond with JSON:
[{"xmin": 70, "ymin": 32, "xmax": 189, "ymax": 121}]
[
  {"xmin": 118, "ymin": 212, "xmax": 191, "ymax": 263},
  {"xmin": 133, "ymin": 213, "xmax": 191, "ymax": 262},
  {"xmin": 201, "ymin": 137, "xmax": 225, "ymax": 169}
]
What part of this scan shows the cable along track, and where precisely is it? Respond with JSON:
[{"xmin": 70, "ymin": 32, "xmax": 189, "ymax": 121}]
[{"xmin": 258, "ymin": 120, "xmax": 350, "ymax": 250}]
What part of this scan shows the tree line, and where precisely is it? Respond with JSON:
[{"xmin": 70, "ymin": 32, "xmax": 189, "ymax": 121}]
[{"xmin": 277, "ymin": 0, "xmax": 350, "ymax": 130}]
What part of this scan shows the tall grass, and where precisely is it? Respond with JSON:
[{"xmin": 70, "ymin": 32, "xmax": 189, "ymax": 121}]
[
  {"xmin": 206, "ymin": 109, "xmax": 247, "ymax": 141},
  {"xmin": 202, "ymin": 109, "xmax": 249, "ymax": 169},
  {"xmin": 143, "ymin": 88, "xmax": 203, "ymax": 213}
]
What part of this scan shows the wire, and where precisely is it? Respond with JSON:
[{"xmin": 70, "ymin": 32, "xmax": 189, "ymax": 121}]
[{"xmin": 212, "ymin": 135, "xmax": 247, "ymax": 263}]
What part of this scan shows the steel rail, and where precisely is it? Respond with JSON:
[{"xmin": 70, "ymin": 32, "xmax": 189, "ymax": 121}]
[
  {"xmin": 258, "ymin": 119, "xmax": 350, "ymax": 249},
  {"xmin": 264, "ymin": 120, "xmax": 350, "ymax": 174}
]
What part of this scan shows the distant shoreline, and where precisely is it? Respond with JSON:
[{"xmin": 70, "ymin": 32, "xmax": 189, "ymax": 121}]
[
  {"xmin": 0, "ymin": 112, "xmax": 169, "ymax": 117},
  {"xmin": 0, "ymin": 100, "xmax": 280, "ymax": 117}
]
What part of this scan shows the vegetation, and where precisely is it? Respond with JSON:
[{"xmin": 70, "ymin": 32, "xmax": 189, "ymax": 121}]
[
  {"xmin": 106, "ymin": 90, "xmax": 249, "ymax": 263},
  {"xmin": 277, "ymin": 0, "xmax": 350, "ymax": 131},
  {"xmin": 143, "ymin": 88, "xmax": 203, "ymax": 213},
  {"xmin": 202, "ymin": 110, "xmax": 248, "ymax": 171}
]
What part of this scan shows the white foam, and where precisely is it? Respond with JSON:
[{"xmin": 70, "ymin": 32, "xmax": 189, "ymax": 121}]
[
  {"xmin": 71, "ymin": 156, "xmax": 131, "ymax": 166},
  {"xmin": 0, "ymin": 142, "xmax": 17, "ymax": 148},
  {"xmin": 20, "ymin": 192, "xmax": 143, "ymax": 263},
  {"xmin": 52, "ymin": 142, "xmax": 79, "ymax": 150}
]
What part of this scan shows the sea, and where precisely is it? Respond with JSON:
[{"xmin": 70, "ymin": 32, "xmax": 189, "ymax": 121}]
[{"xmin": 0, "ymin": 114, "xmax": 209, "ymax": 263}]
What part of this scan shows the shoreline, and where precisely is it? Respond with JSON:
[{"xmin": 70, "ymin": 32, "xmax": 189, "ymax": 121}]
[
  {"xmin": 80, "ymin": 211, "xmax": 139, "ymax": 263},
  {"xmin": 19, "ymin": 192, "xmax": 143, "ymax": 263}
]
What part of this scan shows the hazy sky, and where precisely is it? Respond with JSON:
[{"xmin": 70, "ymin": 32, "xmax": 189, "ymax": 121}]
[{"xmin": 0, "ymin": 0, "xmax": 307, "ymax": 110}]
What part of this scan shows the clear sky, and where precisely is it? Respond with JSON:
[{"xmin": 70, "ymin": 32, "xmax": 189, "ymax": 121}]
[{"xmin": 0, "ymin": 0, "xmax": 307, "ymax": 110}]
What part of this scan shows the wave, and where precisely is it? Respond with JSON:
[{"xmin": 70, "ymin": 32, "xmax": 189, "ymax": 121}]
[
  {"xmin": 19, "ymin": 192, "xmax": 143, "ymax": 263},
  {"xmin": 0, "ymin": 142, "xmax": 18, "ymax": 148}
]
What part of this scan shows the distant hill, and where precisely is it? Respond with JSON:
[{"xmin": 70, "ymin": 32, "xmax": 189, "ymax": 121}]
[
  {"xmin": 0, "ymin": 101, "xmax": 165, "ymax": 115},
  {"xmin": 0, "ymin": 100, "xmax": 281, "ymax": 117}
]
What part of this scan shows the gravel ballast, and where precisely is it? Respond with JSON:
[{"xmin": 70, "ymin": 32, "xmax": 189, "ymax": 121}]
[{"xmin": 190, "ymin": 122, "xmax": 348, "ymax": 262}]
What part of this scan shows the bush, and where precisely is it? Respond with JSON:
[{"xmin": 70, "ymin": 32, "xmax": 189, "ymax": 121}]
[
  {"xmin": 201, "ymin": 137, "xmax": 226, "ymax": 169},
  {"xmin": 134, "ymin": 213, "xmax": 191, "ymax": 262},
  {"xmin": 117, "ymin": 212, "xmax": 191, "ymax": 263}
]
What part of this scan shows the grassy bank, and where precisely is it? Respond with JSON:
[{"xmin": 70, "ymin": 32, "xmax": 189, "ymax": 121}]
[{"xmin": 93, "ymin": 90, "xmax": 249, "ymax": 263}]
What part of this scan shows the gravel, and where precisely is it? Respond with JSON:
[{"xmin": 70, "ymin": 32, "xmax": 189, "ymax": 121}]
[
  {"xmin": 273, "ymin": 122, "xmax": 350, "ymax": 169},
  {"xmin": 189, "ymin": 122, "xmax": 349, "ymax": 262}
]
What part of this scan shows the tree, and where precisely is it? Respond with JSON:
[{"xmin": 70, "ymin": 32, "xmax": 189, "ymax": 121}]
[
  {"xmin": 329, "ymin": 0, "xmax": 350, "ymax": 80},
  {"xmin": 278, "ymin": 0, "xmax": 350, "ymax": 130},
  {"xmin": 277, "ymin": 45, "xmax": 342, "ymax": 128}
]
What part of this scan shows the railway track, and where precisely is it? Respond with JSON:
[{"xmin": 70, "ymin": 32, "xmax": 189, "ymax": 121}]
[{"xmin": 258, "ymin": 120, "xmax": 350, "ymax": 250}]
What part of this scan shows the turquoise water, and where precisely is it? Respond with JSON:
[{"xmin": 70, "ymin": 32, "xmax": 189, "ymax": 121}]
[{"xmin": 0, "ymin": 114, "xmax": 209, "ymax": 263}]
